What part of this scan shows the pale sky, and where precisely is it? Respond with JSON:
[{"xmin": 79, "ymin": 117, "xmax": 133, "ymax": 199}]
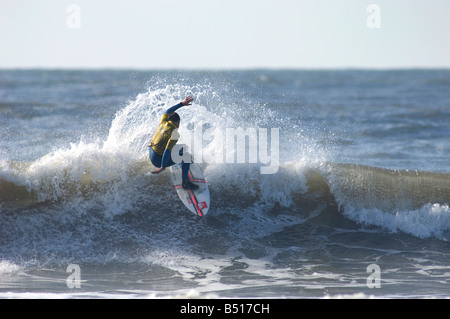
[{"xmin": 1, "ymin": 0, "xmax": 450, "ymax": 69}]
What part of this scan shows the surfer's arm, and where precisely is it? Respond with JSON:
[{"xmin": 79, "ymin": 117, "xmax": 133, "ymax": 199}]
[
  {"xmin": 161, "ymin": 149, "xmax": 172, "ymax": 168},
  {"xmin": 151, "ymin": 149, "xmax": 171, "ymax": 174},
  {"xmin": 150, "ymin": 148, "xmax": 172, "ymax": 174},
  {"xmin": 151, "ymin": 167, "xmax": 165, "ymax": 174},
  {"xmin": 152, "ymin": 148, "xmax": 173, "ymax": 174},
  {"xmin": 164, "ymin": 103, "xmax": 183, "ymax": 114},
  {"xmin": 164, "ymin": 96, "xmax": 193, "ymax": 114}
]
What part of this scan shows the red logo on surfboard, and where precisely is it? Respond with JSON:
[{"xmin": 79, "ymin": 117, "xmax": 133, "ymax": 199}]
[{"xmin": 199, "ymin": 201, "xmax": 208, "ymax": 209}]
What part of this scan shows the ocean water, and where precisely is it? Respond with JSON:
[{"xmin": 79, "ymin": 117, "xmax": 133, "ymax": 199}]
[{"xmin": 0, "ymin": 69, "xmax": 449, "ymax": 299}]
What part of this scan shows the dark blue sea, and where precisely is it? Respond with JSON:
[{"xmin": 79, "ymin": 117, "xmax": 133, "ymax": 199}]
[{"xmin": 0, "ymin": 69, "xmax": 449, "ymax": 298}]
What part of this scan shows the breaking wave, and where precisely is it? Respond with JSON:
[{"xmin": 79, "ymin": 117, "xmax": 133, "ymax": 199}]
[{"xmin": 1, "ymin": 83, "xmax": 449, "ymax": 270}]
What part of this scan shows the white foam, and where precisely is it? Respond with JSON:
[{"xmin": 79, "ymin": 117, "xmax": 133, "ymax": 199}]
[
  {"xmin": 0, "ymin": 261, "xmax": 21, "ymax": 275},
  {"xmin": 343, "ymin": 203, "xmax": 450, "ymax": 239}
]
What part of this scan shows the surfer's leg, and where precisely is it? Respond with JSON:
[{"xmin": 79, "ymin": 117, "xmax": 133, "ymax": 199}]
[
  {"xmin": 178, "ymin": 147, "xmax": 197, "ymax": 190},
  {"xmin": 181, "ymin": 162, "xmax": 190, "ymax": 181},
  {"xmin": 176, "ymin": 147, "xmax": 191, "ymax": 181}
]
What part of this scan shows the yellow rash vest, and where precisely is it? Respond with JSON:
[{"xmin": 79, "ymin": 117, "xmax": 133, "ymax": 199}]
[{"xmin": 150, "ymin": 113, "xmax": 180, "ymax": 156}]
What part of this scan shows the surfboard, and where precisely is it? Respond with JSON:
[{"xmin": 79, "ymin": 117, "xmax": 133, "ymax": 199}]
[{"xmin": 170, "ymin": 163, "xmax": 210, "ymax": 216}]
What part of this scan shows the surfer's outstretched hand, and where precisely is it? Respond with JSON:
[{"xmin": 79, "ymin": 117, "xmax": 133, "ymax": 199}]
[
  {"xmin": 151, "ymin": 167, "xmax": 165, "ymax": 174},
  {"xmin": 181, "ymin": 96, "xmax": 194, "ymax": 106}
]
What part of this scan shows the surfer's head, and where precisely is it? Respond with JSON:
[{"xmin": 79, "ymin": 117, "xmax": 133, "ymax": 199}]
[{"xmin": 168, "ymin": 112, "xmax": 180, "ymax": 128}]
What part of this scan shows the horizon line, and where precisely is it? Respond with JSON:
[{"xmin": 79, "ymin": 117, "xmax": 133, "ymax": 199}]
[{"xmin": 1, "ymin": 66, "xmax": 450, "ymax": 72}]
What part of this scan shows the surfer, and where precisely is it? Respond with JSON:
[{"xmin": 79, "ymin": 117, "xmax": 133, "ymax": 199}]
[{"xmin": 148, "ymin": 96, "xmax": 198, "ymax": 190}]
